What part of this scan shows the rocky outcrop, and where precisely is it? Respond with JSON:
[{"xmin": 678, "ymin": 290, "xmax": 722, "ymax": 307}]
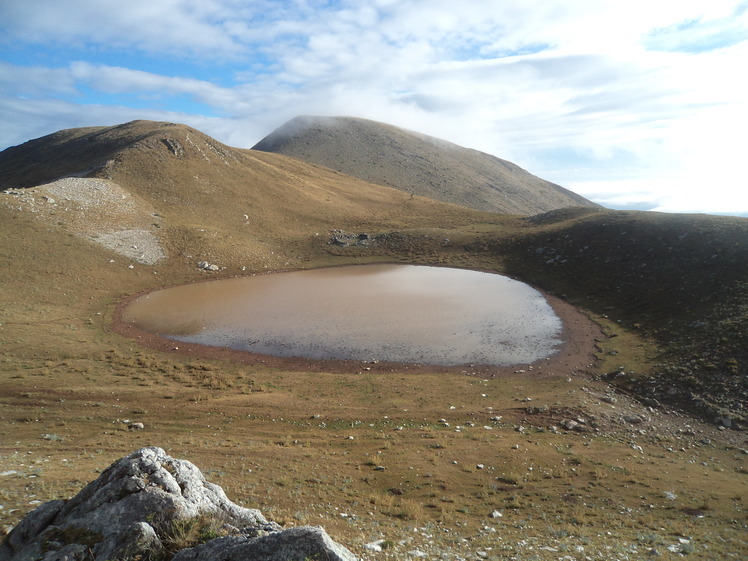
[
  {"xmin": 172, "ymin": 526, "xmax": 356, "ymax": 561},
  {"xmin": 0, "ymin": 447, "xmax": 356, "ymax": 561}
]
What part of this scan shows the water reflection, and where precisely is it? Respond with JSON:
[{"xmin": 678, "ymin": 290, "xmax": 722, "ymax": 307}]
[{"xmin": 122, "ymin": 264, "xmax": 562, "ymax": 366}]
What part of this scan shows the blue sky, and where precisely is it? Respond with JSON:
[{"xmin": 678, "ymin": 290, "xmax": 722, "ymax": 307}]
[{"xmin": 1, "ymin": 0, "xmax": 747, "ymax": 215}]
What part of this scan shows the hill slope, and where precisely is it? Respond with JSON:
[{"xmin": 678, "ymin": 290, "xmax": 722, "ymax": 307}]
[
  {"xmin": 252, "ymin": 115, "xmax": 598, "ymax": 214},
  {"xmin": 1, "ymin": 119, "xmax": 745, "ymax": 424},
  {"xmin": 502, "ymin": 208, "xmax": 748, "ymax": 422}
]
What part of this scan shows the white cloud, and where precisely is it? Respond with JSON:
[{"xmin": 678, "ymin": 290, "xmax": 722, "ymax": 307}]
[
  {"xmin": 68, "ymin": 62, "xmax": 234, "ymax": 106},
  {"xmin": 0, "ymin": 0, "xmax": 251, "ymax": 58},
  {"xmin": 0, "ymin": 62, "xmax": 77, "ymax": 97}
]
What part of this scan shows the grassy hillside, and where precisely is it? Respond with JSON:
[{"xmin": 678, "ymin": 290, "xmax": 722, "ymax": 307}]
[
  {"xmin": 1, "ymin": 121, "xmax": 746, "ymax": 559},
  {"xmin": 503, "ymin": 209, "xmax": 748, "ymax": 422}
]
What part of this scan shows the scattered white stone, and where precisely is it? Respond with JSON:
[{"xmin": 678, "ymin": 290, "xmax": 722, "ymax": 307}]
[
  {"xmin": 476, "ymin": 464, "xmax": 484, "ymax": 470},
  {"xmin": 561, "ymin": 419, "xmax": 579, "ymax": 431},
  {"xmin": 489, "ymin": 510, "xmax": 503, "ymax": 518},
  {"xmin": 197, "ymin": 261, "xmax": 220, "ymax": 271},
  {"xmin": 364, "ymin": 540, "xmax": 385, "ymax": 552}
]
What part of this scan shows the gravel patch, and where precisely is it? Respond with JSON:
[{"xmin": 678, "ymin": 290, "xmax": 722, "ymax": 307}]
[
  {"xmin": 93, "ymin": 229, "xmax": 165, "ymax": 265},
  {"xmin": 42, "ymin": 177, "xmax": 130, "ymax": 208},
  {"xmin": 2, "ymin": 177, "xmax": 165, "ymax": 264}
]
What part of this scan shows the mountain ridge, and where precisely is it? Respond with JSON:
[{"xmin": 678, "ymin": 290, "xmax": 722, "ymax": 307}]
[{"xmin": 0, "ymin": 119, "xmax": 507, "ymax": 271}]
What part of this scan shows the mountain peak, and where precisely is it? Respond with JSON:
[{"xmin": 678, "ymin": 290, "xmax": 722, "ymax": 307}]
[{"xmin": 253, "ymin": 115, "xmax": 598, "ymax": 214}]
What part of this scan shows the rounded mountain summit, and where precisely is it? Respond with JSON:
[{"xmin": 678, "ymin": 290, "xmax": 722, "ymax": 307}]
[{"xmin": 253, "ymin": 115, "xmax": 597, "ymax": 214}]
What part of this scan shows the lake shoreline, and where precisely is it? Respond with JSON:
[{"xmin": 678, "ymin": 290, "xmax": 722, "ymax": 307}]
[{"xmin": 111, "ymin": 271, "xmax": 604, "ymax": 379}]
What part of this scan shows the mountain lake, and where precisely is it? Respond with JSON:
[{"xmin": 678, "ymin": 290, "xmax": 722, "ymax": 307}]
[{"xmin": 121, "ymin": 264, "xmax": 563, "ymax": 366}]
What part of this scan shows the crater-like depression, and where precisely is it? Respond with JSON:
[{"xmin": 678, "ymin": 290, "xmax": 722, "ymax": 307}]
[{"xmin": 122, "ymin": 264, "xmax": 563, "ymax": 366}]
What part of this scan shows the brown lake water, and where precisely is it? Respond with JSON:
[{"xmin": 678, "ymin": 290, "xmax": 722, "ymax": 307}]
[{"xmin": 122, "ymin": 264, "xmax": 563, "ymax": 366}]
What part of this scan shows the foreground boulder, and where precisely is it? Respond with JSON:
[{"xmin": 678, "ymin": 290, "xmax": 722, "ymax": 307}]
[{"xmin": 0, "ymin": 446, "xmax": 356, "ymax": 561}]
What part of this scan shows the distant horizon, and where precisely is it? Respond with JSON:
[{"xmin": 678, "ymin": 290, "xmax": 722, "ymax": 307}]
[{"xmin": 1, "ymin": 1, "xmax": 747, "ymax": 216}]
